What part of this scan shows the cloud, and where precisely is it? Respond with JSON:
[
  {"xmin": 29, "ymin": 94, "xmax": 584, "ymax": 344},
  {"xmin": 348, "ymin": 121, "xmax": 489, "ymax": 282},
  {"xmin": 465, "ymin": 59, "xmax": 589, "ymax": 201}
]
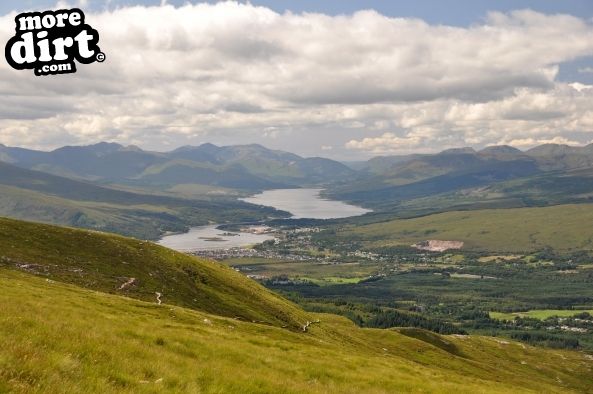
[
  {"xmin": 0, "ymin": 3, "xmax": 592, "ymax": 157},
  {"xmin": 345, "ymin": 82, "xmax": 593, "ymax": 153},
  {"xmin": 55, "ymin": 0, "xmax": 89, "ymax": 8},
  {"xmin": 497, "ymin": 136, "xmax": 581, "ymax": 148},
  {"xmin": 346, "ymin": 132, "xmax": 423, "ymax": 155}
]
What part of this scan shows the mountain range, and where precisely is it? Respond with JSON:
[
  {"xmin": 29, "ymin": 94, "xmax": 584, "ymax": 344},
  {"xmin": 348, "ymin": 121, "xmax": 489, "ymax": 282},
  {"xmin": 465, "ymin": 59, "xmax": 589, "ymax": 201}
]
[
  {"xmin": 0, "ymin": 160, "xmax": 285, "ymax": 239},
  {"xmin": 2, "ymin": 143, "xmax": 593, "ymax": 391},
  {"xmin": 328, "ymin": 143, "xmax": 593, "ymax": 214},
  {"xmin": 0, "ymin": 142, "xmax": 356, "ymax": 190},
  {"xmin": 2, "ymin": 141, "xmax": 593, "ymax": 236}
]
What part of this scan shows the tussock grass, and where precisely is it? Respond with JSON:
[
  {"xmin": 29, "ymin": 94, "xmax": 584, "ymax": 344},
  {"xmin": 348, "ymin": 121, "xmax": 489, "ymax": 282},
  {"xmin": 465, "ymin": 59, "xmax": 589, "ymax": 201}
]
[
  {"xmin": 1, "ymin": 216, "xmax": 592, "ymax": 392},
  {"xmin": 1, "ymin": 269, "xmax": 592, "ymax": 393},
  {"xmin": 0, "ymin": 217, "xmax": 307, "ymax": 329}
]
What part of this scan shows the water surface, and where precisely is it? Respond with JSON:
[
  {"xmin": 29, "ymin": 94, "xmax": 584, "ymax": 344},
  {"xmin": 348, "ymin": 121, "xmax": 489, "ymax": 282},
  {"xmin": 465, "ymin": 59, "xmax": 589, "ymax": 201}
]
[
  {"xmin": 157, "ymin": 225, "xmax": 273, "ymax": 251},
  {"xmin": 159, "ymin": 188, "xmax": 370, "ymax": 251},
  {"xmin": 240, "ymin": 188, "xmax": 371, "ymax": 219}
]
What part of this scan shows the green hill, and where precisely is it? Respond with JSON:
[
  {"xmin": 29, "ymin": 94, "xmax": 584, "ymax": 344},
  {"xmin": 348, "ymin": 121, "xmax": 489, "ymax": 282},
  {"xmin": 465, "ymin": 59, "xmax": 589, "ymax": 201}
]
[
  {"xmin": 0, "ymin": 162, "xmax": 284, "ymax": 239},
  {"xmin": 0, "ymin": 217, "xmax": 307, "ymax": 329},
  {"xmin": 330, "ymin": 143, "xmax": 593, "ymax": 211},
  {"xmin": 2, "ymin": 267, "xmax": 593, "ymax": 392},
  {"xmin": 0, "ymin": 142, "xmax": 355, "ymax": 190},
  {"xmin": 338, "ymin": 203, "xmax": 593, "ymax": 253},
  {"xmin": 0, "ymin": 217, "xmax": 592, "ymax": 392},
  {"xmin": 330, "ymin": 154, "xmax": 540, "ymax": 208}
]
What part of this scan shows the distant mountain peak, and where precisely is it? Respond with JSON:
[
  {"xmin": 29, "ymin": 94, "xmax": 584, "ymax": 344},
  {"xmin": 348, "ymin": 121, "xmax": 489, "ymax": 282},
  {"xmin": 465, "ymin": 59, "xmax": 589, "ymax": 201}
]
[
  {"xmin": 479, "ymin": 145, "xmax": 523, "ymax": 154},
  {"xmin": 171, "ymin": 143, "xmax": 217, "ymax": 152},
  {"xmin": 478, "ymin": 145, "xmax": 525, "ymax": 160},
  {"xmin": 86, "ymin": 142, "xmax": 125, "ymax": 152},
  {"xmin": 124, "ymin": 144, "xmax": 143, "ymax": 152},
  {"xmin": 526, "ymin": 143, "xmax": 580, "ymax": 156},
  {"xmin": 438, "ymin": 147, "xmax": 476, "ymax": 155},
  {"xmin": 52, "ymin": 141, "xmax": 125, "ymax": 155},
  {"xmin": 199, "ymin": 142, "xmax": 219, "ymax": 149}
]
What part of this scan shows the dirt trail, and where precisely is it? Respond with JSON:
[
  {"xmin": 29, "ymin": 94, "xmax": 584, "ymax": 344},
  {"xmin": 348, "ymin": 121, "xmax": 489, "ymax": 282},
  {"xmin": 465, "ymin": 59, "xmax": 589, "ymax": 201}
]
[
  {"xmin": 155, "ymin": 292, "xmax": 162, "ymax": 305},
  {"xmin": 118, "ymin": 277, "xmax": 136, "ymax": 290},
  {"xmin": 302, "ymin": 319, "xmax": 320, "ymax": 332}
]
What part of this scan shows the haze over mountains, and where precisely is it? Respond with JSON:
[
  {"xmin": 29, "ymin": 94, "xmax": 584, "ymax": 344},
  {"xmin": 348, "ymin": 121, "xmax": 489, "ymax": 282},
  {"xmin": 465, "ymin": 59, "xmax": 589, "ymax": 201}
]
[
  {"xmin": 1, "ymin": 141, "xmax": 593, "ymax": 237},
  {"xmin": 330, "ymin": 143, "xmax": 593, "ymax": 213},
  {"xmin": 0, "ymin": 142, "xmax": 356, "ymax": 190},
  {"xmin": 2, "ymin": 141, "xmax": 593, "ymax": 190},
  {"xmin": 0, "ymin": 159, "xmax": 285, "ymax": 239}
]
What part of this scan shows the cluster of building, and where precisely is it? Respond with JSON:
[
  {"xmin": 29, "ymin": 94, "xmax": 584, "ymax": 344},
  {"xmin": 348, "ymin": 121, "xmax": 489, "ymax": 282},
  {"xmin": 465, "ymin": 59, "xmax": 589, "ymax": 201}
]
[{"xmin": 190, "ymin": 247, "xmax": 310, "ymax": 261}]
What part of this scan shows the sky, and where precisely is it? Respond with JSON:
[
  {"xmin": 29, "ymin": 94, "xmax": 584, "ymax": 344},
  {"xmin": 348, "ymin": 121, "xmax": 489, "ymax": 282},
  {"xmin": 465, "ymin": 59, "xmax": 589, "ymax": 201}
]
[{"xmin": 1, "ymin": 1, "xmax": 593, "ymax": 159}]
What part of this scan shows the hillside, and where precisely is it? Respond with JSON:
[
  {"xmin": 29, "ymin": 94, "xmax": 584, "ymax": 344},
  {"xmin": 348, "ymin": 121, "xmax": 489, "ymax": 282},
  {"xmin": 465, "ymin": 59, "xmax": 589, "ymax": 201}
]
[
  {"xmin": 337, "ymin": 203, "xmax": 593, "ymax": 253},
  {"xmin": 0, "ymin": 162, "xmax": 284, "ymax": 239},
  {"xmin": 0, "ymin": 142, "xmax": 355, "ymax": 190},
  {"xmin": 2, "ymin": 266, "xmax": 593, "ymax": 392},
  {"xmin": 330, "ymin": 143, "xmax": 593, "ymax": 210},
  {"xmin": 331, "ymin": 157, "xmax": 540, "ymax": 207},
  {"xmin": 356, "ymin": 144, "xmax": 593, "ymax": 181},
  {"xmin": 0, "ymin": 217, "xmax": 307, "ymax": 329},
  {"xmin": 527, "ymin": 143, "xmax": 593, "ymax": 171},
  {"xmin": 330, "ymin": 166, "xmax": 593, "ymax": 223}
]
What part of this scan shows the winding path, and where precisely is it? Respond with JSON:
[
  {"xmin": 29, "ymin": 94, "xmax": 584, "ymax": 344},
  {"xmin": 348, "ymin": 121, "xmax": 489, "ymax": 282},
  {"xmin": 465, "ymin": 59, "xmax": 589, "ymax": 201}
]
[{"xmin": 118, "ymin": 277, "xmax": 136, "ymax": 290}]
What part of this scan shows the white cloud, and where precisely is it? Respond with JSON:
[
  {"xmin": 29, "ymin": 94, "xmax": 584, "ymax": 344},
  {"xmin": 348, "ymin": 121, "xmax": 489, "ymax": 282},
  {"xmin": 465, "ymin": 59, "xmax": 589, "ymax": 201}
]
[
  {"xmin": 0, "ymin": 3, "xmax": 592, "ymax": 157},
  {"xmin": 55, "ymin": 0, "xmax": 89, "ymax": 8},
  {"xmin": 496, "ymin": 136, "xmax": 581, "ymax": 148},
  {"xmin": 346, "ymin": 132, "xmax": 424, "ymax": 155},
  {"xmin": 345, "ymin": 82, "xmax": 593, "ymax": 153}
]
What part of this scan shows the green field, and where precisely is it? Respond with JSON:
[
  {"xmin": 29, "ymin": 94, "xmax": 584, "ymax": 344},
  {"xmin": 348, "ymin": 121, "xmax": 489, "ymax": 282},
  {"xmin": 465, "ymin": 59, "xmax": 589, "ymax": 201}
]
[
  {"xmin": 490, "ymin": 310, "xmax": 593, "ymax": 321},
  {"xmin": 299, "ymin": 276, "xmax": 367, "ymax": 286},
  {"xmin": 223, "ymin": 258, "xmax": 379, "ymax": 282},
  {"xmin": 338, "ymin": 203, "xmax": 593, "ymax": 253}
]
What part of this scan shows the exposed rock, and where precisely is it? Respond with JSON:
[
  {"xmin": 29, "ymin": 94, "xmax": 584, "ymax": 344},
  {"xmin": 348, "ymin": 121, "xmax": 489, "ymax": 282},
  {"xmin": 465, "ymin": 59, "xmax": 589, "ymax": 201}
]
[{"xmin": 412, "ymin": 240, "xmax": 464, "ymax": 252}]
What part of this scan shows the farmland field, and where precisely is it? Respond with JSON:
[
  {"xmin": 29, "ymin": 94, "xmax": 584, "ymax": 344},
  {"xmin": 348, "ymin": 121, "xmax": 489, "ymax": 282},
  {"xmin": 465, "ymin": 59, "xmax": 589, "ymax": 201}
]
[
  {"xmin": 336, "ymin": 203, "xmax": 593, "ymax": 253},
  {"xmin": 490, "ymin": 310, "xmax": 593, "ymax": 321}
]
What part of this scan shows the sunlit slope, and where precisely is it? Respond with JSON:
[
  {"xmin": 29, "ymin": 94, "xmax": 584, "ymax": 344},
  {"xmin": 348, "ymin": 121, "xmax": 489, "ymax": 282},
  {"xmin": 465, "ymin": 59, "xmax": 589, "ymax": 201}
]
[
  {"xmin": 0, "ymin": 217, "xmax": 307, "ymax": 329},
  {"xmin": 1, "ymin": 269, "xmax": 592, "ymax": 393},
  {"xmin": 0, "ymin": 161, "xmax": 284, "ymax": 239},
  {"xmin": 340, "ymin": 203, "xmax": 593, "ymax": 253}
]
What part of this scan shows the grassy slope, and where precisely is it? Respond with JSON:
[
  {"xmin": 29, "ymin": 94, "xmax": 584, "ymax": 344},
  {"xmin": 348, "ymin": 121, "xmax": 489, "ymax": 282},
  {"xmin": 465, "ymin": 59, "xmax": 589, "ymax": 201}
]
[
  {"xmin": 0, "ymin": 217, "xmax": 307, "ymax": 330},
  {"xmin": 1, "ymin": 217, "xmax": 592, "ymax": 392},
  {"xmin": 1, "ymin": 269, "xmax": 592, "ymax": 393},
  {"xmin": 0, "ymin": 184, "xmax": 191, "ymax": 240},
  {"xmin": 0, "ymin": 182, "xmax": 283, "ymax": 240},
  {"xmin": 0, "ymin": 162, "xmax": 284, "ymax": 239},
  {"xmin": 341, "ymin": 203, "xmax": 593, "ymax": 253}
]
